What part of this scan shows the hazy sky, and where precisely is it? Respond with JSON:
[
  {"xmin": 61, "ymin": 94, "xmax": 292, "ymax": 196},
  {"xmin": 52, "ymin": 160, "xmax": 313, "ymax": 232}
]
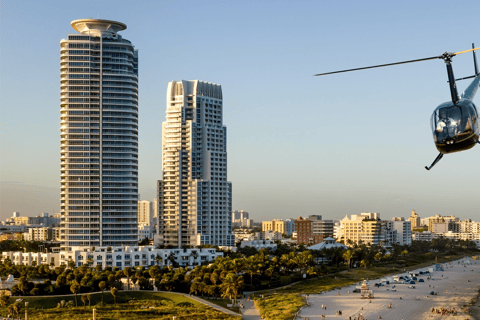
[{"xmin": 1, "ymin": 0, "xmax": 479, "ymax": 222}]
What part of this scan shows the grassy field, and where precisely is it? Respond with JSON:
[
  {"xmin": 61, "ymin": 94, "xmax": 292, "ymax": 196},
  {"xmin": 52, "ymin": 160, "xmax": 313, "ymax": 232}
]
[
  {"xmin": 7, "ymin": 291, "xmax": 241, "ymax": 320},
  {"xmin": 253, "ymin": 254, "xmax": 468, "ymax": 320},
  {"xmin": 255, "ymin": 294, "xmax": 305, "ymax": 320}
]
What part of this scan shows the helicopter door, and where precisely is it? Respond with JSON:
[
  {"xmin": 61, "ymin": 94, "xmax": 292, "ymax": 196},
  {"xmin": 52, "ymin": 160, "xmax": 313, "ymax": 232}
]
[{"xmin": 433, "ymin": 106, "xmax": 462, "ymax": 144}]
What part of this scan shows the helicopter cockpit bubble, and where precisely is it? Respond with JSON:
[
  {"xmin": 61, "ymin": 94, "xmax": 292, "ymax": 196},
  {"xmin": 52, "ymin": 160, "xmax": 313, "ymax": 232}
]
[
  {"xmin": 432, "ymin": 105, "xmax": 462, "ymax": 143},
  {"xmin": 430, "ymin": 99, "xmax": 480, "ymax": 154}
]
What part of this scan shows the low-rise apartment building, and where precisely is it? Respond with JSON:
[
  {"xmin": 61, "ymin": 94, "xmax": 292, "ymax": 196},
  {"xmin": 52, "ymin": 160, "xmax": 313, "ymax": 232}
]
[{"xmin": 1, "ymin": 246, "xmax": 223, "ymax": 269}]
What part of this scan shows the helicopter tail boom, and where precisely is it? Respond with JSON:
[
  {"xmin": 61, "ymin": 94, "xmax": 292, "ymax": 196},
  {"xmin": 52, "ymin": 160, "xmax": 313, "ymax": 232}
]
[
  {"xmin": 461, "ymin": 73, "xmax": 480, "ymax": 100},
  {"xmin": 460, "ymin": 44, "xmax": 480, "ymax": 100}
]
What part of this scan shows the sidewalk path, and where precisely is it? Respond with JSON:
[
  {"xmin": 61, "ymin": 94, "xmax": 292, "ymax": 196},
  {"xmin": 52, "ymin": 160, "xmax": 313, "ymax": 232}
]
[
  {"xmin": 182, "ymin": 294, "xmax": 241, "ymax": 317},
  {"xmin": 240, "ymin": 298, "xmax": 262, "ymax": 320}
]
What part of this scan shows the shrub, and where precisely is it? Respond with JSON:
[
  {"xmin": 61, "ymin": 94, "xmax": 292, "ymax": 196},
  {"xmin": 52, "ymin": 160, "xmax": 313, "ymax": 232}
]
[{"xmin": 279, "ymin": 276, "xmax": 292, "ymax": 286}]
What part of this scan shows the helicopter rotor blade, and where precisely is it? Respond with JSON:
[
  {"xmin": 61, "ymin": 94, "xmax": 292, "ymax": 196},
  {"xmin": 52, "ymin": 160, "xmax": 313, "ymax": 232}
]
[
  {"xmin": 453, "ymin": 47, "xmax": 480, "ymax": 56},
  {"xmin": 314, "ymin": 56, "xmax": 441, "ymax": 76}
]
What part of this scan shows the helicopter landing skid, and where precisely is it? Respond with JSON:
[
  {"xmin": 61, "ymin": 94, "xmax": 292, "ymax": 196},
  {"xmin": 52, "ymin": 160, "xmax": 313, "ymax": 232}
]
[{"xmin": 425, "ymin": 153, "xmax": 444, "ymax": 171}]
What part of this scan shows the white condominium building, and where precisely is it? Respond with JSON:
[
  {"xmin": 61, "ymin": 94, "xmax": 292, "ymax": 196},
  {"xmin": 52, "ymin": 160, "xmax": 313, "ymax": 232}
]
[
  {"xmin": 233, "ymin": 210, "xmax": 249, "ymax": 220},
  {"xmin": 392, "ymin": 220, "xmax": 412, "ymax": 246},
  {"xmin": 157, "ymin": 80, "xmax": 234, "ymax": 247},
  {"xmin": 60, "ymin": 19, "xmax": 139, "ymax": 247}
]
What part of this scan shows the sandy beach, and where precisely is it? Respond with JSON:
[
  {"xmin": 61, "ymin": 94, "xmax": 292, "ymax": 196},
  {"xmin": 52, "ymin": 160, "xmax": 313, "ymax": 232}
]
[{"xmin": 298, "ymin": 257, "xmax": 480, "ymax": 320}]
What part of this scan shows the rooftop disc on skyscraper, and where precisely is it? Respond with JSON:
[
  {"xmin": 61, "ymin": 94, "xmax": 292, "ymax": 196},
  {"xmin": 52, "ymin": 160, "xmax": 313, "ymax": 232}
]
[{"xmin": 70, "ymin": 18, "xmax": 127, "ymax": 35}]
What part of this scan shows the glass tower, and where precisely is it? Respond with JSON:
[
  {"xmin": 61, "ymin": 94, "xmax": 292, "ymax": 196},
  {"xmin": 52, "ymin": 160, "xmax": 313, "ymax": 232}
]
[
  {"xmin": 60, "ymin": 19, "xmax": 138, "ymax": 247},
  {"xmin": 157, "ymin": 80, "xmax": 234, "ymax": 248}
]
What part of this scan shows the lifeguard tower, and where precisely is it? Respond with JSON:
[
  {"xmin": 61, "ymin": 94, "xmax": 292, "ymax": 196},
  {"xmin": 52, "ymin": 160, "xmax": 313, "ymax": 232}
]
[{"xmin": 360, "ymin": 280, "xmax": 374, "ymax": 299}]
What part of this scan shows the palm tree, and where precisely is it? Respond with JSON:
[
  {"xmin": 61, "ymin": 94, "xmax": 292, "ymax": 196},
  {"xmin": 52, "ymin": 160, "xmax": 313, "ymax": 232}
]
[
  {"xmin": 123, "ymin": 267, "xmax": 131, "ymax": 290},
  {"xmin": 17, "ymin": 277, "xmax": 28, "ymax": 296},
  {"xmin": 99, "ymin": 281, "xmax": 106, "ymax": 303},
  {"xmin": 190, "ymin": 250, "xmax": 199, "ymax": 265},
  {"xmin": 244, "ymin": 256, "xmax": 258, "ymax": 285},
  {"xmin": 343, "ymin": 250, "xmax": 354, "ymax": 268},
  {"xmin": 154, "ymin": 254, "xmax": 163, "ymax": 266},
  {"xmin": 110, "ymin": 287, "xmax": 118, "ymax": 305},
  {"xmin": 7, "ymin": 304, "xmax": 15, "ymax": 319},
  {"xmin": 198, "ymin": 282, "xmax": 206, "ymax": 297},
  {"xmin": 190, "ymin": 281, "xmax": 200, "ymax": 295},
  {"xmin": 220, "ymin": 273, "xmax": 244, "ymax": 305},
  {"xmin": 210, "ymin": 272, "xmax": 219, "ymax": 286},
  {"xmin": 12, "ymin": 301, "xmax": 21, "ymax": 319},
  {"xmin": 70, "ymin": 281, "xmax": 81, "ymax": 307},
  {"xmin": 0, "ymin": 290, "xmax": 10, "ymax": 318},
  {"xmin": 231, "ymin": 258, "xmax": 245, "ymax": 274},
  {"xmin": 81, "ymin": 294, "xmax": 87, "ymax": 308},
  {"xmin": 206, "ymin": 285, "xmax": 216, "ymax": 299}
]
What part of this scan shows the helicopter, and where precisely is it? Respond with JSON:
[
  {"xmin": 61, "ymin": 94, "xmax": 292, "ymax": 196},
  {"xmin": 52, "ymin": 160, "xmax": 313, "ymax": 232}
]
[{"xmin": 315, "ymin": 44, "xmax": 480, "ymax": 170}]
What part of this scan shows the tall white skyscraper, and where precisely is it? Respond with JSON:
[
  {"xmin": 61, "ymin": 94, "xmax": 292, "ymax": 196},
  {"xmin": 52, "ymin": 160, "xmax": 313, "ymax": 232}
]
[
  {"xmin": 157, "ymin": 80, "xmax": 234, "ymax": 247},
  {"xmin": 60, "ymin": 19, "xmax": 139, "ymax": 247}
]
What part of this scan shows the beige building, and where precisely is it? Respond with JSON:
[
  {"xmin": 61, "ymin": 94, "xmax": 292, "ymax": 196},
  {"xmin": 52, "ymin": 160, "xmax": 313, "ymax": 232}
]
[
  {"xmin": 426, "ymin": 215, "xmax": 458, "ymax": 232},
  {"xmin": 23, "ymin": 227, "xmax": 53, "ymax": 241},
  {"xmin": 262, "ymin": 220, "xmax": 286, "ymax": 234},
  {"xmin": 342, "ymin": 213, "xmax": 384, "ymax": 246},
  {"xmin": 432, "ymin": 222, "xmax": 448, "ymax": 233},
  {"xmin": 408, "ymin": 210, "xmax": 420, "ymax": 229},
  {"xmin": 138, "ymin": 201, "xmax": 152, "ymax": 225}
]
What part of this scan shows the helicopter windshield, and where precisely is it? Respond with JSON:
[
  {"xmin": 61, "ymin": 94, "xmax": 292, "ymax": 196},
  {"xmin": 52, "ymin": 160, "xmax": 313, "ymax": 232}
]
[{"xmin": 431, "ymin": 106, "xmax": 462, "ymax": 143}]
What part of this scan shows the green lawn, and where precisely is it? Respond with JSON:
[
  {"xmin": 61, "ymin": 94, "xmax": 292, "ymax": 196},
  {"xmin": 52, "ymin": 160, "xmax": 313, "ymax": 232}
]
[
  {"xmin": 7, "ymin": 291, "xmax": 241, "ymax": 320},
  {"xmin": 255, "ymin": 294, "xmax": 305, "ymax": 320}
]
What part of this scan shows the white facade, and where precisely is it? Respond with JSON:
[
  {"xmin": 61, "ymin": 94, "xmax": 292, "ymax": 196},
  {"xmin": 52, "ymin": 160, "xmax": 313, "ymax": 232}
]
[
  {"xmin": 393, "ymin": 220, "xmax": 412, "ymax": 246},
  {"xmin": 285, "ymin": 219, "xmax": 296, "ymax": 236},
  {"xmin": 157, "ymin": 80, "xmax": 234, "ymax": 247},
  {"xmin": 264, "ymin": 230, "xmax": 282, "ymax": 240},
  {"xmin": 432, "ymin": 222, "xmax": 449, "ymax": 233},
  {"xmin": 1, "ymin": 251, "xmax": 61, "ymax": 267},
  {"xmin": 240, "ymin": 240, "xmax": 277, "ymax": 251},
  {"xmin": 60, "ymin": 19, "xmax": 139, "ymax": 247},
  {"xmin": 1, "ymin": 246, "xmax": 222, "ymax": 269},
  {"xmin": 232, "ymin": 218, "xmax": 253, "ymax": 228},
  {"xmin": 232, "ymin": 210, "xmax": 249, "ymax": 220},
  {"xmin": 412, "ymin": 231, "xmax": 433, "ymax": 241},
  {"xmin": 138, "ymin": 224, "xmax": 155, "ymax": 241}
]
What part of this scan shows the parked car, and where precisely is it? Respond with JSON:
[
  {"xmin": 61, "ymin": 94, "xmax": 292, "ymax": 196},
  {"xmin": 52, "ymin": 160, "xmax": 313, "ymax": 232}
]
[
  {"xmin": 408, "ymin": 285, "xmax": 416, "ymax": 289},
  {"xmin": 353, "ymin": 288, "xmax": 361, "ymax": 293},
  {"xmin": 409, "ymin": 281, "xmax": 415, "ymax": 284},
  {"xmin": 419, "ymin": 279, "xmax": 425, "ymax": 283}
]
